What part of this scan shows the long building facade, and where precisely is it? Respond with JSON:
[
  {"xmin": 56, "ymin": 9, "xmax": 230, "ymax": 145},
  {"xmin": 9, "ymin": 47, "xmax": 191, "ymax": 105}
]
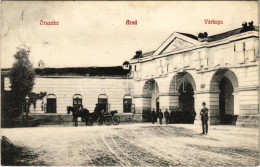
[
  {"xmin": 2, "ymin": 67, "xmax": 137, "ymax": 121},
  {"xmin": 130, "ymin": 24, "xmax": 259, "ymax": 126},
  {"xmin": 1, "ymin": 24, "xmax": 259, "ymax": 126}
]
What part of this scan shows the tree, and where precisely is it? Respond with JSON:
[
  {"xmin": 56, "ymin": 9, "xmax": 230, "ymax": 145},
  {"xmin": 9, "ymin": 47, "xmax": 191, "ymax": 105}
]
[{"xmin": 9, "ymin": 48, "xmax": 35, "ymax": 118}]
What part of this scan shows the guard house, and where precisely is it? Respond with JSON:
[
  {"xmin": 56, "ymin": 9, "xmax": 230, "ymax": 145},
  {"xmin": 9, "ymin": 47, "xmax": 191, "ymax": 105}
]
[
  {"xmin": 2, "ymin": 66, "xmax": 137, "ymax": 121},
  {"xmin": 130, "ymin": 22, "xmax": 259, "ymax": 126}
]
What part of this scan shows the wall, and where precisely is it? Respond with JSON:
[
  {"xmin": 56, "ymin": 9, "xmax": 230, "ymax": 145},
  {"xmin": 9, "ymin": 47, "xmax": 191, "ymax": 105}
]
[{"xmin": 4, "ymin": 76, "xmax": 134, "ymax": 115}]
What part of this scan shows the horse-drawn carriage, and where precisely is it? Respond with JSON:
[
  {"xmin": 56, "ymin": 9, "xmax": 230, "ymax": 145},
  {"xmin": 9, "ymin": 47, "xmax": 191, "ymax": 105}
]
[{"xmin": 67, "ymin": 104, "xmax": 120, "ymax": 126}]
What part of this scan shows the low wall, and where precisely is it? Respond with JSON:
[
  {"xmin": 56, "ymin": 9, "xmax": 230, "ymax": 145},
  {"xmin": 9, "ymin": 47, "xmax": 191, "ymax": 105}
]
[
  {"xmin": 28, "ymin": 114, "xmax": 73, "ymax": 125},
  {"xmin": 117, "ymin": 113, "xmax": 142, "ymax": 123},
  {"xmin": 236, "ymin": 115, "xmax": 259, "ymax": 127},
  {"xmin": 210, "ymin": 114, "xmax": 259, "ymax": 127}
]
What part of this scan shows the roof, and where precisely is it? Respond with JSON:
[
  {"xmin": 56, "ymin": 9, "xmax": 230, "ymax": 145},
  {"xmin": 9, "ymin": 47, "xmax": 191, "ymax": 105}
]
[
  {"xmin": 131, "ymin": 26, "xmax": 259, "ymax": 59},
  {"xmin": 131, "ymin": 51, "xmax": 155, "ymax": 60},
  {"xmin": 123, "ymin": 61, "xmax": 130, "ymax": 65},
  {"xmin": 178, "ymin": 32, "xmax": 198, "ymax": 40},
  {"xmin": 1, "ymin": 66, "xmax": 131, "ymax": 77},
  {"xmin": 206, "ymin": 26, "xmax": 258, "ymax": 42}
]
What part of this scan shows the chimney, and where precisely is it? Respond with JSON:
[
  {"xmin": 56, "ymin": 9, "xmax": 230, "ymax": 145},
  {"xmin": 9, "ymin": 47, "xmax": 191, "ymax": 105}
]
[
  {"xmin": 248, "ymin": 21, "xmax": 255, "ymax": 31},
  {"xmin": 198, "ymin": 32, "xmax": 208, "ymax": 42},
  {"xmin": 240, "ymin": 21, "xmax": 248, "ymax": 33},
  {"xmin": 136, "ymin": 50, "xmax": 142, "ymax": 58}
]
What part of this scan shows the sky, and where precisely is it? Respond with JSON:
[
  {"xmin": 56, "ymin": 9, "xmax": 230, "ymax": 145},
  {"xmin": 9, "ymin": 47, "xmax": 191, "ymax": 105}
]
[{"xmin": 1, "ymin": 1, "xmax": 258, "ymax": 68}]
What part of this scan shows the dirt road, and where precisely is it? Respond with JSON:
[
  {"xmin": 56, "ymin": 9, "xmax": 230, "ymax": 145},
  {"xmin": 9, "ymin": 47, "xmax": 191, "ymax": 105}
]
[{"xmin": 1, "ymin": 124, "xmax": 259, "ymax": 166}]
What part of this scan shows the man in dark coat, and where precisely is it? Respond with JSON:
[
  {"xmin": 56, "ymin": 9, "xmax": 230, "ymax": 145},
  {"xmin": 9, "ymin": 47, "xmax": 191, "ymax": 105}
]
[
  {"xmin": 151, "ymin": 108, "xmax": 156, "ymax": 124},
  {"xmin": 200, "ymin": 102, "xmax": 209, "ymax": 134},
  {"xmin": 158, "ymin": 109, "xmax": 163, "ymax": 125},
  {"xmin": 164, "ymin": 109, "xmax": 170, "ymax": 125}
]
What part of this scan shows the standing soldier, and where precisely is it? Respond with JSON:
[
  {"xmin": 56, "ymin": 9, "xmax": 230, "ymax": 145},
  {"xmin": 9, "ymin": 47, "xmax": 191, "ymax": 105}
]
[
  {"xmin": 158, "ymin": 109, "xmax": 163, "ymax": 125},
  {"xmin": 164, "ymin": 109, "xmax": 170, "ymax": 125},
  {"xmin": 151, "ymin": 108, "xmax": 156, "ymax": 124},
  {"xmin": 200, "ymin": 102, "xmax": 209, "ymax": 134}
]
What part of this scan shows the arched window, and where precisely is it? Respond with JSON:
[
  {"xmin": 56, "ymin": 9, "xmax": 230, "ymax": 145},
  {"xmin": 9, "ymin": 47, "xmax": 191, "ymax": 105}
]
[
  {"xmin": 98, "ymin": 94, "xmax": 108, "ymax": 112},
  {"xmin": 123, "ymin": 94, "xmax": 132, "ymax": 113},
  {"xmin": 73, "ymin": 94, "xmax": 82, "ymax": 108},
  {"xmin": 46, "ymin": 94, "xmax": 56, "ymax": 113}
]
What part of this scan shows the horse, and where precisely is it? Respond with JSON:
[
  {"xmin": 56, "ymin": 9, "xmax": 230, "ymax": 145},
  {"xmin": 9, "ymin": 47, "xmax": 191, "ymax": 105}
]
[{"xmin": 67, "ymin": 106, "xmax": 90, "ymax": 126}]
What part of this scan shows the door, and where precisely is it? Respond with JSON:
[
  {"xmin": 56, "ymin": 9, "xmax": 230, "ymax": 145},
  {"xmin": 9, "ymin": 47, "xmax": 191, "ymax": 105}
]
[
  {"xmin": 98, "ymin": 98, "xmax": 108, "ymax": 112},
  {"xmin": 47, "ymin": 98, "xmax": 56, "ymax": 113}
]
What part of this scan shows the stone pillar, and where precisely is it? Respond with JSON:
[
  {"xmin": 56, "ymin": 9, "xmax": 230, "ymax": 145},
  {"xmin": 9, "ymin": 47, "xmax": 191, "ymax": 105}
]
[
  {"xmin": 168, "ymin": 92, "xmax": 180, "ymax": 111},
  {"xmin": 159, "ymin": 93, "xmax": 170, "ymax": 124},
  {"xmin": 158, "ymin": 92, "xmax": 180, "ymax": 124},
  {"xmin": 233, "ymin": 92, "xmax": 239, "ymax": 116},
  {"xmin": 159, "ymin": 93, "xmax": 170, "ymax": 111},
  {"xmin": 236, "ymin": 87, "xmax": 259, "ymax": 127},
  {"xmin": 133, "ymin": 94, "xmax": 151, "ymax": 122}
]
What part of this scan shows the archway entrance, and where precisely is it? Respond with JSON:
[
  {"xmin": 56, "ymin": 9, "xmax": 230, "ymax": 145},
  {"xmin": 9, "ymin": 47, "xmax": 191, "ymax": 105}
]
[
  {"xmin": 143, "ymin": 79, "xmax": 159, "ymax": 122},
  {"xmin": 178, "ymin": 82, "xmax": 194, "ymax": 113},
  {"xmin": 169, "ymin": 72, "xmax": 196, "ymax": 124},
  {"xmin": 219, "ymin": 77, "xmax": 234, "ymax": 124},
  {"xmin": 210, "ymin": 69, "xmax": 238, "ymax": 125}
]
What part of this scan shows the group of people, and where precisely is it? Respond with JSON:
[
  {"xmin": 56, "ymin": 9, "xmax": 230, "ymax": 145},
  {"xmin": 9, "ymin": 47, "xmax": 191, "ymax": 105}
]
[
  {"xmin": 150, "ymin": 102, "xmax": 209, "ymax": 135},
  {"xmin": 150, "ymin": 108, "xmax": 170, "ymax": 125}
]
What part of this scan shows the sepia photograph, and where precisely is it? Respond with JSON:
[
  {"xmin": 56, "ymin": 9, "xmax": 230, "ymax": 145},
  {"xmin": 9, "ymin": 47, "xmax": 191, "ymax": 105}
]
[{"xmin": 1, "ymin": 1, "xmax": 259, "ymax": 166}]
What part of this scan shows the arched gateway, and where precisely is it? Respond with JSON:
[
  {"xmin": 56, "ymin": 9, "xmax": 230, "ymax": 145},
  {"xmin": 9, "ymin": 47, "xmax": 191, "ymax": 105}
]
[
  {"xmin": 169, "ymin": 72, "xmax": 196, "ymax": 123},
  {"xmin": 142, "ymin": 79, "xmax": 159, "ymax": 122},
  {"xmin": 210, "ymin": 69, "xmax": 239, "ymax": 125}
]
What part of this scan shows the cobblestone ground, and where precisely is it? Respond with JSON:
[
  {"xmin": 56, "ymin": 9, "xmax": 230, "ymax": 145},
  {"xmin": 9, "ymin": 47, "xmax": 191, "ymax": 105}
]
[{"xmin": 1, "ymin": 123, "xmax": 259, "ymax": 166}]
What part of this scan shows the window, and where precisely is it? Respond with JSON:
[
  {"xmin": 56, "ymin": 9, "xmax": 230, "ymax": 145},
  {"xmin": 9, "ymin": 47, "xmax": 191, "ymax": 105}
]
[
  {"xmin": 123, "ymin": 95, "xmax": 132, "ymax": 113},
  {"xmin": 73, "ymin": 94, "xmax": 82, "ymax": 108}
]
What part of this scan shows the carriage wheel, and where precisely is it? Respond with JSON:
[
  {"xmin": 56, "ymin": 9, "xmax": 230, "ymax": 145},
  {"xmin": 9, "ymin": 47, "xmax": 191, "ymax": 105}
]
[
  {"xmin": 87, "ymin": 117, "xmax": 94, "ymax": 126},
  {"xmin": 112, "ymin": 115, "xmax": 120, "ymax": 125},
  {"xmin": 104, "ymin": 117, "xmax": 112, "ymax": 126},
  {"xmin": 97, "ymin": 118, "xmax": 103, "ymax": 126}
]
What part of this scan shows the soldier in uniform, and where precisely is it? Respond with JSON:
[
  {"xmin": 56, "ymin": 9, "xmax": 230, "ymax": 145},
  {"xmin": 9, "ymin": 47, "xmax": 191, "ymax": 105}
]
[
  {"xmin": 151, "ymin": 108, "xmax": 156, "ymax": 124},
  {"xmin": 200, "ymin": 102, "xmax": 209, "ymax": 134},
  {"xmin": 164, "ymin": 109, "xmax": 170, "ymax": 125},
  {"xmin": 158, "ymin": 109, "xmax": 163, "ymax": 125}
]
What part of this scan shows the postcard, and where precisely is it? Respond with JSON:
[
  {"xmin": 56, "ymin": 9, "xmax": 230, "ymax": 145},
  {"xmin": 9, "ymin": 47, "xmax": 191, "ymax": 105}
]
[{"xmin": 1, "ymin": 1, "xmax": 259, "ymax": 166}]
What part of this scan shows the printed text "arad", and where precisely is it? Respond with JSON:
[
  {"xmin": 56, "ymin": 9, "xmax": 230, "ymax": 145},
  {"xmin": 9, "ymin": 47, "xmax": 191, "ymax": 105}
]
[
  {"xmin": 204, "ymin": 19, "xmax": 223, "ymax": 25},
  {"xmin": 126, "ymin": 20, "xmax": 137, "ymax": 25}
]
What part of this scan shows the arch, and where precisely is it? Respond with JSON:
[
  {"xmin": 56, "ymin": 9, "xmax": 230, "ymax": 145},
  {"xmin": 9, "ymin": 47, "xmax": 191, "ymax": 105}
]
[
  {"xmin": 143, "ymin": 79, "xmax": 159, "ymax": 95},
  {"xmin": 142, "ymin": 79, "xmax": 160, "ymax": 122},
  {"xmin": 168, "ymin": 72, "xmax": 196, "ymax": 124},
  {"xmin": 210, "ymin": 69, "xmax": 238, "ymax": 92},
  {"xmin": 98, "ymin": 94, "xmax": 108, "ymax": 99},
  {"xmin": 47, "ymin": 94, "xmax": 56, "ymax": 99},
  {"xmin": 73, "ymin": 94, "xmax": 82, "ymax": 99},
  {"xmin": 209, "ymin": 69, "xmax": 239, "ymax": 125},
  {"xmin": 169, "ymin": 72, "xmax": 196, "ymax": 93},
  {"xmin": 123, "ymin": 94, "xmax": 132, "ymax": 99}
]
